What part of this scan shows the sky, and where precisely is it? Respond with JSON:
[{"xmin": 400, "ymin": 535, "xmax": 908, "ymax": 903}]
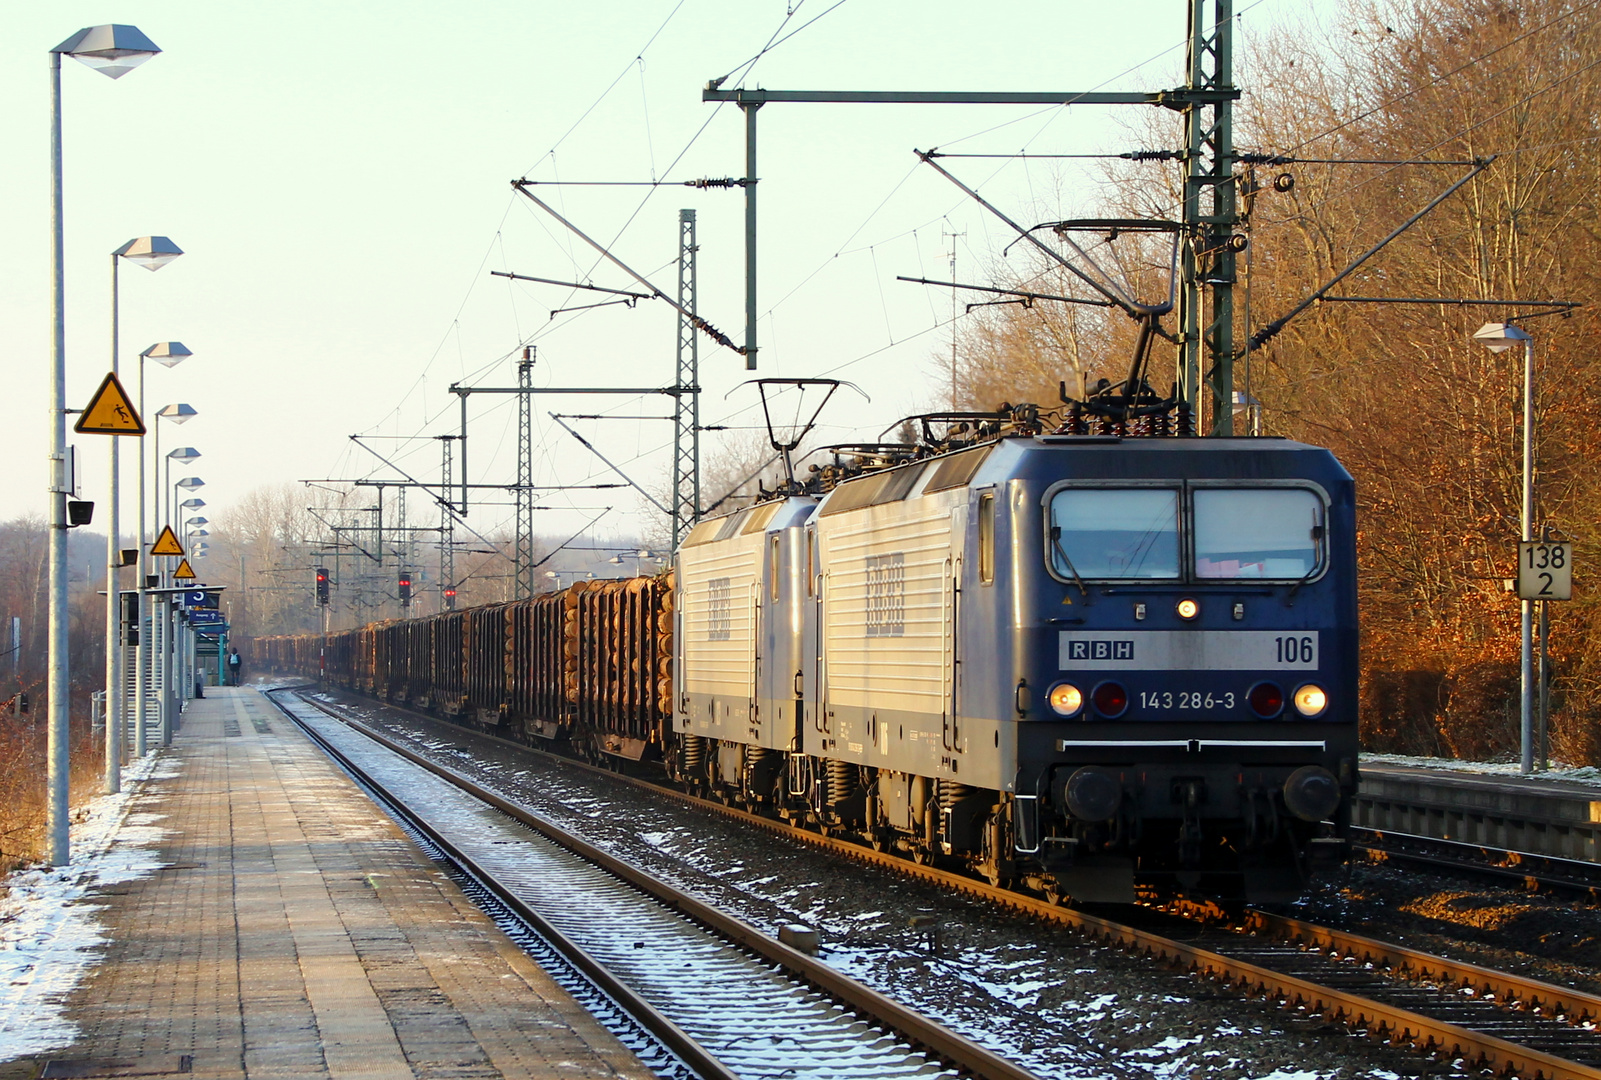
[{"xmin": 2, "ymin": 0, "xmax": 1335, "ymax": 558}]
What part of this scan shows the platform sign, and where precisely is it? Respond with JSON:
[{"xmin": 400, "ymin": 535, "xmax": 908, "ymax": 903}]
[
  {"xmin": 1518, "ymin": 541, "xmax": 1572, "ymax": 600},
  {"xmin": 73, "ymin": 371, "xmax": 145, "ymax": 435}
]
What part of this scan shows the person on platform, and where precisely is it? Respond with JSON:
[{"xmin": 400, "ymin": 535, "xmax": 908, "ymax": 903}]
[{"xmin": 228, "ymin": 647, "xmax": 242, "ymax": 686}]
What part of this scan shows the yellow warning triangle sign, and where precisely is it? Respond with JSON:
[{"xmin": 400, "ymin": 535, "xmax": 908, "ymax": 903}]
[
  {"xmin": 173, "ymin": 558, "xmax": 196, "ymax": 580},
  {"xmin": 151, "ymin": 525, "xmax": 185, "ymax": 557},
  {"xmin": 74, "ymin": 371, "xmax": 145, "ymax": 435}
]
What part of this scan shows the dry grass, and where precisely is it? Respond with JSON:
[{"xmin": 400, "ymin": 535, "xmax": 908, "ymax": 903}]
[{"xmin": 0, "ymin": 714, "xmax": 107, "ymax": 874}]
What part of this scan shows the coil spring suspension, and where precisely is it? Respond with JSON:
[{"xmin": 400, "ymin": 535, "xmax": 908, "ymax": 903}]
[
  {"xmin": 826, "ymin": 759, "xmax": 858, "ymax": 806},
  {"xmin": 745, "ymin": 746, "xmax": 773, "ymax": 794},
  {"xmin": 681, "ymin": 734, "xmax": 705, "ymax": 779}
]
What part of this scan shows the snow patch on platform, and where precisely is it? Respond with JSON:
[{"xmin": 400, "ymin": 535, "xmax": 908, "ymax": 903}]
[{"xmin": 0, "ymin": 752, "xmax": 174, "ymax": 1062}]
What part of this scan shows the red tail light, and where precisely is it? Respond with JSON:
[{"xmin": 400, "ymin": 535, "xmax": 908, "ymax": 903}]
[
  {"xmin": 1248, "ymin": 681, "xmax": 1285, "ymax": 718},
  {"xmin": 1091, "ymin": 680, "xmax": 1129, "ymax": 718}
]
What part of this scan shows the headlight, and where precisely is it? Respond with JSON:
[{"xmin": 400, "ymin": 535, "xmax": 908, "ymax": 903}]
[
  {"xmin": 1048, "ymin": 682, "xmax": 1083, "ymax": 717},
  {"xmin": 1176, "ymin": 598, "xmax": 1199, "ymax": 619},
  {"xmin": 1292, "ymin": 683, "xmax": 1328, "ymax": 717}
]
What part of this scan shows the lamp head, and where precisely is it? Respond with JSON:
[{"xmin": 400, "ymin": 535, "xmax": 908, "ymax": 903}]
[
  {"xmin": 157, "ymin": 403, "xmax": 197, "ymax": 425},
  {"xmin": 176, "ymin": 476, "xmax": 205, "ymax": 490},
  {"xmin": 180, "ymin": 498, "xmax": 205, "ymax": 509},
  {"xmin": 1473, "ymin": 322, "xmax": 1532, "ymax": 354},
  {"xmin": 166, "ymin": 446, "xmax": 201, "ymax": 463},
  {"xmin": 114, "ymin": 236, "xmax": 183, "ymax": 271},
  {"xmin": 186, "ymin": 516, "xmax": 209, "ymax": 526},
  {"xmin": 53, "ymin": 24, "xmax": 160, "ymax": 79},
  {"xmin": 141, "ymin": 342, "xmax": 193, "ymax": 368}
]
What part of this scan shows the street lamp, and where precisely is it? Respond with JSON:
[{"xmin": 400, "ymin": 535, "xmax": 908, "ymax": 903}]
[
  {"xmin": 1230, "ymin": 391, "xmax": 1262, "ymax": 437},
  {"xmin": 104, "ymin": 238, "xmax": 184, "ymax": 796},
  {"xmin": 1473, "ymin": 321, "xmax": 1535, "ymax": 775},
  {"xmin": 164, "ymin": 451, "xmax": 202, "ymax": 531},
  {"xmin": 47, "ymin": 23, "xmax": 161, "ymax": 866},
  {"xmin": 158, "ymin": 473, "xmax": 201, "ymax": 746},
  {"xmin": 133, "ymin": 348, "xmax": 191, "ymax": 759}
]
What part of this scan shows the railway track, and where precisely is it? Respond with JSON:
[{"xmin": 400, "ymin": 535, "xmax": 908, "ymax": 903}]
[
  {"xmin": 284, "ymin": 685, "xmax": 1601, "ymax": 1080},
  {"xmin": 265, "ymin": 687, "xmax": 1041, "ymax": 1080},
  {"xmin": 1354, "ymin": 826, "xmax": 1601, "ymax": 903}
]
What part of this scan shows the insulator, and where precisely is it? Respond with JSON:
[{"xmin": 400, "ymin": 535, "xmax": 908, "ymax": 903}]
[
  {"xmin": 1273, "ymin": 172, "xmax": 1295, "ymax": 193},
  {"xmin": 1226, "ymin": 234, "xmax": 1250, "ymax": 253},
  {"xmin": 1125, "ymin": 149, "xmax": 1180, "ymax": 161}
]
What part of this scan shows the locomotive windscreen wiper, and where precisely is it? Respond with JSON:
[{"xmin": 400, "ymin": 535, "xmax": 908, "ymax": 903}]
[
  {"xmin": 1284, "ymin": 514, "xmax": 1326, "ymax": 607},
  {"xmin": 1049, "ymin": 524, "xmax": 1090, "ymax": 601}
]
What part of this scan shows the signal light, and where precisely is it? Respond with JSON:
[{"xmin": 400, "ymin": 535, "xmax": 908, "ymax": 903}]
[
  {"xmin": 398, "ymin": 570, "xmax": 413, "ymax": 607},
  {"xmin": 1248, "ymin": 681, "xmax": 1285, "ymax": 718},
  {"xmin": 315, "ymin": 567, "xmax": 330, "ymax": 606},
  {"xmin": 443, "ymin": 585, "xmax": 457, "ymax": 610},
  {"xmin": 1090, "ymin": 680, "xmax": 1129, "ymax": 718}
]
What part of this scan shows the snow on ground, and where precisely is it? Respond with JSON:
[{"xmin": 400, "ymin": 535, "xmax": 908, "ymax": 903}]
[
  {"xmin": 0, "ymin": 752, "xmax": 177, "ymax": 1063},
  {"xmin": 1364, "ymin": 752, "xmax": 1601, "ymax": 789}
]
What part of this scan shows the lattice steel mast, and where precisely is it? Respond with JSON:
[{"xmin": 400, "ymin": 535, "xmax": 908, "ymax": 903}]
[
  {"xmin": 516, "ymin": 347, "xmax": 535, "ymax": 598},
  {"xmin": 1179, "ymin": 0, "xmax": 1239, "ymax": 434},
  {"xmin": 672, "ymin": 210, "xmax": 702, "ymax": 548},
  {"xmin": 439, "ymin": 435, "xmax": 456, "ymax": 610}
]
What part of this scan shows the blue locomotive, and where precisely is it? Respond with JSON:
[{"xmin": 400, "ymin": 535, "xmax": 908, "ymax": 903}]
[
  {"xmin": 262, "ymin": 419, "xmax": 1357, "ymax": 905},
  {"xmin": 675, "ymin": 428, "xmax": 1356, "ymax": 903}
]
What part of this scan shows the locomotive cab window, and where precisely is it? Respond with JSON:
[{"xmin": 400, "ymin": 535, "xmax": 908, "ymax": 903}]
[
  {"xmin": 977, "ymin": 491, "xmax": 996, "ymax": 585},
  {"xmin": 1194, "ymin": 488, "xmax": 1324, "ymax": 579},
  {"xmin": 1048, "ymin": 488, "xmax": 1180, "ymax": 580}
]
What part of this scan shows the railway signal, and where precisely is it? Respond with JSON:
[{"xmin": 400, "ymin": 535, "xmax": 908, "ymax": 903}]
[
  {"xmin": 315, "ymin": 567, "xmax": 330, "ymax": 606},
  {"xmin": 399, "ymin": 570, "xmax": 413, "ymax": 608}
]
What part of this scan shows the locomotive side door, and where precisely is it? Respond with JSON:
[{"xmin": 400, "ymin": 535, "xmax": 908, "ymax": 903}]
[{"xmin": 943, "ymin": 504, "xmax": 966, "ymax": 753}]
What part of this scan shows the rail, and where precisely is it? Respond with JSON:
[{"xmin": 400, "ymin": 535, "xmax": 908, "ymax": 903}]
[{"xmin": 287, "ymin": 686, "xmax": 1601, "ymax": 1080}]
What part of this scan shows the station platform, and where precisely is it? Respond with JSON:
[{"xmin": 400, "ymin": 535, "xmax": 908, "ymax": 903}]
[
  {"xmin": 1356, "ymin": 760, "xmax": 1601, "ymax": 861},
  {"xmin": 10, "ymin": 686, "xmax": 654, "ymax": 1080}
]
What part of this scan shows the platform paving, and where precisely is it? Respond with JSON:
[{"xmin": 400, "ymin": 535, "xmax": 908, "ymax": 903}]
[{"xmin": 11, "ymin": 686, "xmax": 655, "ymax": 1080}]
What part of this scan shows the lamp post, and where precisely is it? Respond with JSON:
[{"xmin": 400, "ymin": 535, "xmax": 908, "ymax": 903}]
[
  {"xmin": 164, "ymin": 453, "xmax": 201, "ymax": 534},
  {"xmin": 1473, "ymin": 321, "xmax": 1536, "ymax": 775},
  {"xmin": 47, "ymin": 24, "xmax": 161, "ymax": 865},
  {"xmin": 160, "ymin": 461, "xmax": 200, "ymax": 745},
  {"xmin": 105, "ymin": 239, "xmax": 182, "ymax": 795},
  {"xmin": 134, "ymin": 346, "xmax": 191, "ymax": 758}
]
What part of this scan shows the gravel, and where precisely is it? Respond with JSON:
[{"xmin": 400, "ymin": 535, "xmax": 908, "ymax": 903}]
[{"xmin": 314, "ymin": 693, "xmax": 1483, "ymax": 1080}]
